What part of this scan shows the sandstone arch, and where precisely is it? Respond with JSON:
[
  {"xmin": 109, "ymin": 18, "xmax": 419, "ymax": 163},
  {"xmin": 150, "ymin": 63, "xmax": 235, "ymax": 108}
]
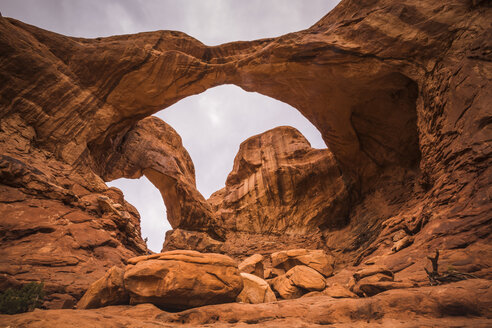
[
  {"xmin": 1, "ymin": 0, "xmax": 490, "ymax": 305},
  {"xmin": 0, "ymin": 9, "xmax": 425, "ymax": 246},
  {"xmin": 1, "ymin": 6, "xmax": 423, "ymax": 193}
]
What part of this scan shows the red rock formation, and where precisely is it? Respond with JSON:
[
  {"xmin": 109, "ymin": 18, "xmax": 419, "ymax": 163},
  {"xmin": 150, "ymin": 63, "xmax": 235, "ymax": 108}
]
[
  {"xmin": 0, "ymin": 115, "xmax": 147, "ymax": 301},
  {"xmin": 123, "ymin": 251, "xmax": 243, "ymax": 310},
  {"xmin": 1, "ymin": 280, "xmax": 491, "ymax": 327},
  {"xmin": 209, "ymin": 126, "xmax": 348, "ymax": 235},
  {"xmin": 99, "ymin": 116, "xmax": 220, "ymax": 238},
  {"xmin": 77, "ymin": 251, "xmax": 244, "ymax": 311},
  {"xmin": 0, "ymin": 0, "xmax": 491, "ymax": 323}
]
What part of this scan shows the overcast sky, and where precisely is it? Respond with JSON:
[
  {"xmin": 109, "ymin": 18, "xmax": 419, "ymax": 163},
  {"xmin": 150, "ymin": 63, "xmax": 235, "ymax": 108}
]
[{"xmin": 2, "ymin": 0, "xmax": 339, "ymax": 252}]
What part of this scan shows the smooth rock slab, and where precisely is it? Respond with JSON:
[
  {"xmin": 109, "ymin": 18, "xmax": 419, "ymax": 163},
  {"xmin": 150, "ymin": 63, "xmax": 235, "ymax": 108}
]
[{"xmin": 123, "ymin": 250, "xmax": 243, "ymax": 310}]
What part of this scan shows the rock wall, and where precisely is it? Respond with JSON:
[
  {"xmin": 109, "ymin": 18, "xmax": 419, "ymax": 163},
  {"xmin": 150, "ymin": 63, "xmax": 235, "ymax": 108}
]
[
  {"xmin": 0, "ymin": 0, "xmax": 490, "ymax": 303},
  {"xmin": 209, "ymin": 126, "xmax": 349, "ymax": 235},
  {"xmin": 0, "ymin": 114, "xmax": 147, "ymax": 302}
]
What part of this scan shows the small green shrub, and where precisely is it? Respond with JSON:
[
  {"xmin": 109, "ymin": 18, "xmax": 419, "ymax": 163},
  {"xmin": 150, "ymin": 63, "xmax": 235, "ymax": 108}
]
[{"xmin": 0, "ymin": 282, "xmax": 45, "ymax": 314}]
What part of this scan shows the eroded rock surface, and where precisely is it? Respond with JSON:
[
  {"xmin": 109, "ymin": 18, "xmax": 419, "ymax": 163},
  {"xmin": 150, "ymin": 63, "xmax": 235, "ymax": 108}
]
[
  {"xmin": 209, "ymin": 127, "xmax": 349, "ymax": 235},
  {"xmin": 0, "ymin": 0, "xmax": 490, "ymax": 324},
  {"xmin": 0, "ymin": 115, "xmax": 147, "ymax": 299},
  {"xmin": 123, "ymin": 251, "xmax": 243, "ymax": 310},
  {"xmin": 2, "ymin": 280, "xmax": 490, "ymax": 327}
]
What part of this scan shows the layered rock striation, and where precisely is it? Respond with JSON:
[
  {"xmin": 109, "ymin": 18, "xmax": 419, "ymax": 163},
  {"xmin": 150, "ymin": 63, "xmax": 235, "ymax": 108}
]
[
  {"xmin": 0, "ymin": 0, "xmax": 491, "ymax": 318},
  {"xmin": 0, "ymin": 115, "xmax": 147, "ymax": 301},
  {"xmin": 99, "ymin": 116, "xmax": 219, "ymax": 238},
  {"xmin": 209, "ymin": 126, "xmax": 349, "ymax": 235}
]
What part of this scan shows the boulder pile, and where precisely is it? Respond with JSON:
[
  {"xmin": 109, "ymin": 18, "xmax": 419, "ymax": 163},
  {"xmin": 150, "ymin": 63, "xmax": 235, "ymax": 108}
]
[
  {"xmin": 237, "ymin": 249, "xmax": 356, "ymax": 301},
  {"xmin": 79, "ymin": 248, "xmax": 359, "ymax": 309}
]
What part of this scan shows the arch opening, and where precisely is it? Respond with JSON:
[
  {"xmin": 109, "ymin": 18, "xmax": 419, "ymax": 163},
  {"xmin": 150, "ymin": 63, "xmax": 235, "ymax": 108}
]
[
  {"xmin": 108, "ymin": 176, "xmax": 168, "ymax": 253},
  {"xmin": 104, "ymin": 85, "xmax": 327, "ymax": 252},
  {"xmin": 157, "ymin": 85, "xmax": 327, "ymax": 198}
]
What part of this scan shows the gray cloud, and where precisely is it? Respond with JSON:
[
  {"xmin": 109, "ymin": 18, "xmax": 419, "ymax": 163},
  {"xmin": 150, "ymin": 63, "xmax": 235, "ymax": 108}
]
[
  {"xmin": 2, "ymin": 0, "xmax": 339, "ymax": 252},
  {"xmin": 158, "ymin": 85, "xmax": 327, "ymax": 199},
  {"xmin": 2, "ymin": 0, "xmax": 338, "ymax": 43}
]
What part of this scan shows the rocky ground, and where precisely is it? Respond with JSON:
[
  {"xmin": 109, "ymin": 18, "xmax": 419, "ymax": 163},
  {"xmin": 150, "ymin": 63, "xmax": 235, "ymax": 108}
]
[
  {"xmin": 0, "ymin": 0, "xmax": 491, "ymax": 326},
  {"xmin": 1, "ymin": 278, "xmax": 491, "ymax": 327},
  {"xmin": 2, "ymin": 250, "xmax": 492, "ymax": 327}
]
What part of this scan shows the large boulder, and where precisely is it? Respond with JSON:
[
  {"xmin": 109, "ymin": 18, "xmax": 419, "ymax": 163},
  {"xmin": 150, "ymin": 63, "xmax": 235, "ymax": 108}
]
[
  {"xmin": 271, "ymin": 249, "xmax": 335, "ymax": 277},
  {"xmin": 77, "ymin": 266, "xmax": 128, "ymax": 309},
  {"xmin": 271, "ymin": 265, "xmax": 326, "ymax": 299},
  {"xmin": 123, "ymin": 250, "xmax": 243, "ymax": 310},
  {"xmin": 237, "ymin": 273, "xmax": 276, "ymax": 304}
]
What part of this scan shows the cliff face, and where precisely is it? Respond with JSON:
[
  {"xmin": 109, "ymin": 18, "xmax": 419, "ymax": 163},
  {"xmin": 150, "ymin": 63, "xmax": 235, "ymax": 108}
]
[
  {"xmin": 0, "ymin": 0, "xmax": 491, "ymax": 306},
  {"xmin": 209, "ymin": 126, "xmax": 349, "ymax": 235},
  {"xmin": 0, "ymin": 114, "xmax": 147, "ymax": 302}
]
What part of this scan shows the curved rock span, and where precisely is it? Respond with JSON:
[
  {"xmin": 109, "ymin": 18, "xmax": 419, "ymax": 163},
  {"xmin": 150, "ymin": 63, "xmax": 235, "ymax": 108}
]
[{"xmin": 0, "ymin": 0, "xmax": 491, "ymax": 325}]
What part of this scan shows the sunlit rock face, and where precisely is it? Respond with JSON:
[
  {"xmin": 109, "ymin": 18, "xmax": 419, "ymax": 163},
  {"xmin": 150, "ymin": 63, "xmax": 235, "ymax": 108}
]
[
  {"xmin": 99, "ymin": 116, "xmax": 220, "ymax": 238},
  {"xmin": 209, "ymin": 126, "xmax": 349, "ymax": 235},
  {"xmin": 0, "ymin": 0, "xmax": 491, "ymax": 313},
  {"xmin": 0, "ymin": 114, "xmax": 147, "ymax": 301}
]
